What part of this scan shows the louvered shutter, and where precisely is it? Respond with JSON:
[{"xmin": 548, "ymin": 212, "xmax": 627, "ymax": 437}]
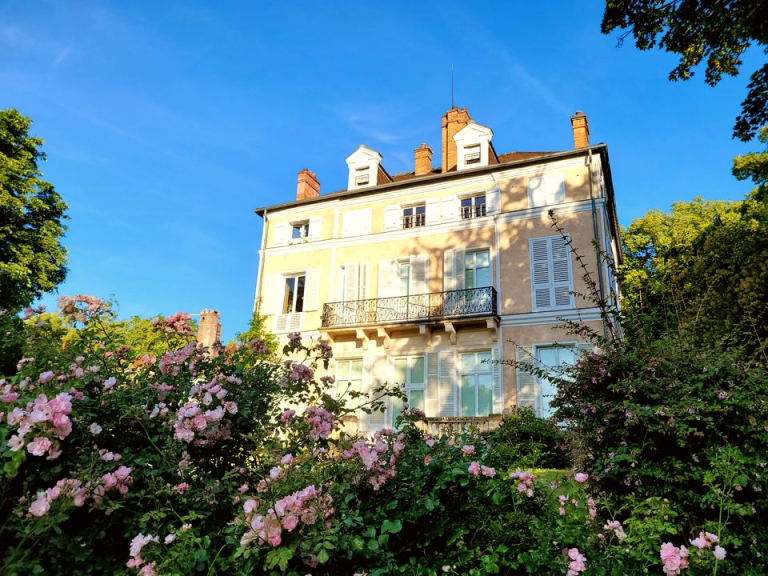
[
  {"xmin": 486, "ymin": 187, "xmax": 501, "ymax": 215},
  {"xmin": 425, "ymin": 352, "xmax": 439, "ymax": 417},
  {"xmin": 515, "ymin": 346, "xmax": 536, "ymax": 409},
  {"xmin": 410, "ymin": 254, "xmax": 429, "ymax": 295},
  {"xmin": 442, "ymin": 196, "xmax": 458, "ymax": 221},
  {"xmin": 303, "ymin": 270, "xmax": 320, "ymax": 311},
  {"xmin": 368, "ymin": 355, "xmax": 388, "ymax": 428},
  {"xmin": 530, "ymin": 237, "xmax": 572, "ymax": 311},
  {"xmin": 425, "ymin": 198, "xmax": 440, "ymax": 225},
  {"xmin": 492, "ymin": 346, "xmax": 502, "ymax": 414},
  {"xmin": 344, "ymin": 263, "xmax": 359, "ymax": 302},
  {"xmin": 551, "ymin": 238, "xmax": 572, "ymax": 307},
  {"xmin": 378, "ymin": 259, "xmax": 398, "ymax": 298},
  {"xmin": 384, "ymin": 205, "xmax": 400, "ymax": 231},
  {"xmin": 443, "ymin": 249, "xmax": 455, "ymax": 291},
  {"xmin": 438, "ymin": 350, "xmax": 457, "ymax": 417},
  {"xmin": 263, "ymin": 274, "xmax": 281, "ymax": 315},
  {"xmin": 307, "ymin": 217, "xmax": 322, "ymax": 240},
  {"xmin": 273, "ymin": 223, "xmax": 290, "ymax": 246},
  {"xmin": 453, "ymin": 248, "xmax": 466, "ymax": 290},
  {"xmin": 359, "ymin": 262, "xmax": 368, "ymax": 300}
]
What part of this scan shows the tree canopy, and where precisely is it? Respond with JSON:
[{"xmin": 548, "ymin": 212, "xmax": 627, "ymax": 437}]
[
  {"xmin": 602, "ymin": 0, "xmax": 768, "ymax": 141},
  {"xmin": 0, "ymin": 109, "xmax": 68, "ymax": 312}
]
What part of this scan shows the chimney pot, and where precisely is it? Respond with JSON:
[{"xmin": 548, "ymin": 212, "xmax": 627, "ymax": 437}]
[
  {"xmin": 414, "ymin": 143, "xmax": 433, "ymax": 175},
  {"xmin": 571, "ymin": 111, "xmax": 590, "ymax": 148},
  {"xmin": 296, "ymin": 168, "xmax": 320, "ymax": 201}
]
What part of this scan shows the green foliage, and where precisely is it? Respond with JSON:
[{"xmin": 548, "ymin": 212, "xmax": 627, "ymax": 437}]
[
  {"xmin": 601, "ymin": 0, "xmax": 768, "ymax": 141},
  {"xmin": 236, "ymin": 309, "xmax": 278, "ymax": 354},
  {"xmin": 483, "ymin": 408, "xmax": 570, "ymax": 469},
  {"xmin": 0, "ymin": 109, "xmax": 68, "ymax": 312}
]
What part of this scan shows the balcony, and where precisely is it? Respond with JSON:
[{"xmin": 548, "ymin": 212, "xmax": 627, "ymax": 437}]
[{"xmin": 321, "ymin": 287, "xmax": 498, "ymax": 339}]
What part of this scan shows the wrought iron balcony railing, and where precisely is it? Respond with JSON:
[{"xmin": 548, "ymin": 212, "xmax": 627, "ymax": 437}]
[{"xmin": 321, "ymin": 286, "xmax": 498, "ymax": 328}]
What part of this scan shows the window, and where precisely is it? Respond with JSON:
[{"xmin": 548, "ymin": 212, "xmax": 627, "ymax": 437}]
[
  {"xmin": 291, "ymin": 221, "xmax": 309, "ymax": 242},
  {"xmin": 460, "ymin": 351, "xmax": 492, "ymax": 416},
  {"xmin": 536, "ymin": 346, "xmax": 577, "ymax": 418},
  {"xmin": 402, "ymin": 205, "xmax": 425, "ymax": 228},
  {"xmin": 464, "ymin": 143, "xmax": 481, "ymax": 165},
  {"xmin": 282, "ymin": 275, "xmax": 305, "ymax": 313},
  {"xmin": 464, "ymin": 249, "xmax": 491, "ymax": 288},
  {"xmin": 461, "ymin": 194, "xmax": 486, "ymax": 219},
  {"xmin": 398, "ymin": 261, "xmax": 410, "ymax": 296},
  {"xmin": 336, "ymin": 359, "xmax": 363, "ymax": 409},
  {"xmin": 355, "ymin": 166, "xmax": 370, "ymax": 187},
  {"xmin": 392, "ymin": 356, "xmax": 425, "ymax": 426}
]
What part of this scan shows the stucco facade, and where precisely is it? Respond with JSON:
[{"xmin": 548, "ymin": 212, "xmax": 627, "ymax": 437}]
[{"xmin": 254, "ymin": 108, "xmax": 621, "ymax": 432}]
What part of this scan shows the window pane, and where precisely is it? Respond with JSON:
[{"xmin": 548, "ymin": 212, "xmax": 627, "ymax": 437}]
[
  {"xmin": 394, "ymin": 358, "xmax": 407, "ymax": 386},
  {"xmin": 476, "ymin": 250, "xmax": 490, "ymax": 268},
  {"xmin": 350, "ymin": 360, "xmax": 363, "ymax": 378},
  {"xmin": 476, "ymin": 267, "xmax": 491, "ymax": 288},
  {"xmin": 337, "ymin": 360, "xmax": 349, "ymax": 379},
  {"xmin": 292, "ymin": 226, "xmax": 302, "ymax": 239},
  {"xmin": 294, "ymin": 275, "xmax": 306, "ymax": 312},
  {"xmin": 411, "ymin": 357, "xmax": 425, "ymax": 384},
  {"xmin": 460, "ymin": 353, "xmax": 475, "ymax": 373},
  {"xmin": 461, "ymin": 375, "xmax": 476, "ymax": 416},
  {"xmin": 477, "ymin": 352, "xmax": 491, "ymax": 369},
  {"xmin": 465, "ymin": 269, "xmax": 475, "ymax": 289},
  {"xmin": 283, "ymin": 277, "xmax": 295, "ymax": 313},
  {"xmin": 409, "ymin": 389, "xmax": 425, "ymax": 411},
  {"xmin": 415, "ymin": 205, "xmax": 425, "ymax": 215},
  {"xmin": 461, "ymin": 198, "xmax": 472, "ymax": 208},
  {"xmin": 464, "ymin": 253, "xmax": 474, "ymax": 269},
  {"xmin": 391, "ymin": 395, "xmax": 403, "ymax": 427},
  {"xmin": 399, "ymin": 263, "xmax": 410, "ymax": 296},
  {"xmin": 475, "ymin": 195, "xmax": 486, "ymax": 207},
  {"xmin": 403, "ymin": 207, "xmax": 413, "ymax": 217},
  {"xmin": 478, "ymin": 374, "xmax": 493, "ymax": 415}
]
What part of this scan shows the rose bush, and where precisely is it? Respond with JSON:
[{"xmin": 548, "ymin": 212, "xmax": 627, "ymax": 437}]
[{"xmin": 0, "ymin": 296, "xmax": 748, "ymax": 574}]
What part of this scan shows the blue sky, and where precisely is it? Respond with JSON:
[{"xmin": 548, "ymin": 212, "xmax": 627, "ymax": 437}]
[{"xmin": 1, "ymin": 1, "xmax": 761, "ymax": 341}]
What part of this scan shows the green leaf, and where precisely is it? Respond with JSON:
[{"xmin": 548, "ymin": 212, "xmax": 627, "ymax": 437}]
[{"xmin": 367, "ymin": 539, "xmax": 379, "ymax": 551}]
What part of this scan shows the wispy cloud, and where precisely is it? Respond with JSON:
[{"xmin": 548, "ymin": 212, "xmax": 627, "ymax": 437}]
[{"xmin": 51, "ymin": 46, "xmax": 70, "ymax": 68}]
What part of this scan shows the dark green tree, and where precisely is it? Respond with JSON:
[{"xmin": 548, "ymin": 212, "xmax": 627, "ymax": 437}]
[
  {"xmin": 602, "ymin": 0, "xmax": 768, "ymax": 141},
  {"xmin": 0, "ymin": 108, "xmax": 68, "ymax": 312}
]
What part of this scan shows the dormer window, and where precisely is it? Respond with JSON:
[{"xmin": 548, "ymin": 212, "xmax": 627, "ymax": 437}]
[
  {"xmin": 454, "ymin": 122, "xmax": 493, "ymax": 171},
  {"xmin": 464, "ymin": 144, "xmax": 481, "ymax": 165},
  {"xmin": 346, "ymin": 146, "xmax": 384, "ymax": 190},
  {"xmin": 354, "ymin": 167, "xmax": 370, "ymax": 187},
  {"xmin": 402, "ymin": 204, "xmax": 425, "ymax": 228}
]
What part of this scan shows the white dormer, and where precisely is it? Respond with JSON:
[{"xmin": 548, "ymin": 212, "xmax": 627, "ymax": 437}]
[
  {"xmin": 346, "ymin": 145, "xmax": 382, "ymax": 190},
  {"xmin": 453, "ymin": 122, "xmax": 493, "ymax": 170}
]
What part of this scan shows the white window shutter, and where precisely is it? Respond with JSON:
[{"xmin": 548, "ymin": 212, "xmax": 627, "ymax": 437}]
[
  {"xmin": 454, "ymin": 248, "xmax": 466, "ymax": 290},
  {"xmin": 263, "ymin": 274, "xmax": 281, "ymax": 315},
  {"xmin": 425, "ymin": 198, "xmax": 440, "ymax": 225},
  {"xmin": 341, "ymin": 212, "xmax": 353, "ymax": 237},
  {"xmin": 359, "ymin": 262, "xmax": 368, "ymax": 300},
  {"xmin": 492, "ymin": 347, "xmax": 502, "ymax": 414},
  {"xmin": 273, "ymin": 223, "xmax": 289, "ymax": 246},
  {"xmin": 531, "ymin": 238, "xmax": 552, "ymax": 310},
  {"xmin": 515, "ymin": 346, "xmax": 535, "ymax": 409},
  {"xmin": 443, "ymin": 249, "xmax": 455, "ymax": 292},
  {"xmin": 442, "ymin": 196, "xmax": 458, "ymax": 221},
  {"xmin": 410, "ymin": 254, "xmax": 429, "ymax": 295},
  {"xmin": 437, "ymin": 350, "xmax": 456, "ymax": 417},
  {"xmin": 486, "ymin": 187, "xmax": 501, "ymax": 214},
  {"xmin": 344, "ymin": 263, "xmax": 359, "ymax": 302},
  {"xmin": 303, "ymin": 269, "xmax": 320, "ymax": 311},
  {"xmin": 308, "ymin": 217, "xmax": 322, "ymax": 240},
  {"xmin": 378, "ymin": 259, "xmax": 398, "ymax": 298},
  {"xmin": 425, "ymin": 352, "xmax": 439, "ymax": 417},
  {"xmin": 384, "ymin": 205, "xmax": 400, "ymax": 231},
  {"xmin": 529, "ymin": 175, "xmax": 565, "ymax": 208},
  {"xmin": 368, "ymin": 355, "xmax": 388, "ymax": 428}
]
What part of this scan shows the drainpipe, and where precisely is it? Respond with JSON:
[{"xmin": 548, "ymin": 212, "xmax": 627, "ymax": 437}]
[
  {"xmin": 587, "ymin": 150, "xmax": 608, "ymax": 339},
  {"xmin": 254, "ymin": 209, "xmax": 269, "ymax": 314}
]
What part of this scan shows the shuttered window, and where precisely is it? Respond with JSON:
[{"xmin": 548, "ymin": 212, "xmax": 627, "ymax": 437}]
[
  {"xmin": 391, "ymin": 356, "xmax": 425, "ymax": 426},
  {"xmin": 459, "ymin": 351, "xmax": 493, "ymax": 416},
  {"xmin": 530, "ymin": 236, "xmax": 573, "ymax": 311}
]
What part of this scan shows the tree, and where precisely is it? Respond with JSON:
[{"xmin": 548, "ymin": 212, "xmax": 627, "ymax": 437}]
[
  {"xmin": 602, "ymin": 0, "xmax": 768, "ymax": 141},
  {"xmin": 0, "ymin": 109, "xmax": 68, "ymax": 312}
]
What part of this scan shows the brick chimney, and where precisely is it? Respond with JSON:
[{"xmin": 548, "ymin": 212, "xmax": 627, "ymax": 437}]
[
  {"xmin": 571, "ymin": 111, "xmax": 590, "ymax": 148},
  {"xmin": 441, "ymin": 107, "xmax": 471, "ymax": 172},
  {"xmin": 197, "ymin": 309, "xmax": 221, "ymax": 356},
  {"xmin": 414, "ymin": 143, "xmax": 433, "ymax": 175},
  {"xmin": 296, "ymin": 168, "xmax": 320, "ymax": 201}
]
